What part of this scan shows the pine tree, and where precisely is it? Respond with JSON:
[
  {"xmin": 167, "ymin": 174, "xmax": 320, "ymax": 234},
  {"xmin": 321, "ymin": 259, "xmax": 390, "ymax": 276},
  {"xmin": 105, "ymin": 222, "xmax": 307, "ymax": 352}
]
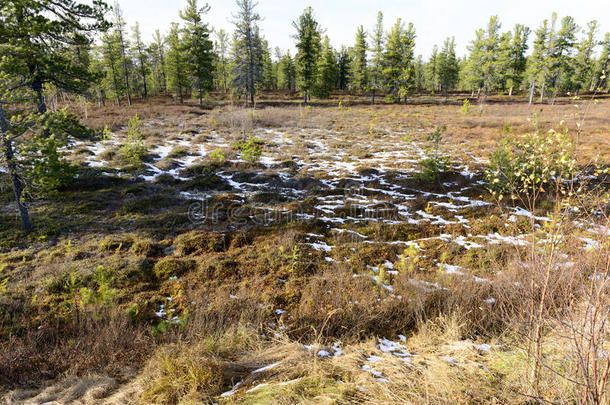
[
  {"xmin": 336, "ymin": 46, "xmax": 351, "ymax": 90},
  {"xmin": 314, "ymin": 36, "xmax": 337, "ymax": 98},
  {"xmin": 436, "ymin": 37, "xmax": 459, "ymax": 96},
  {"xmin": 293, "ymin": 7, "xmax": 322, "ymax": 103},
  {"xmin": 232, "ymin": 0, "xmax": 263, "ymax": 105},
  {"xmin": 100, "ymin": 31, "xmax": 125, "ymax": 105},
  {"xmin": 149, "ymin": 30, "xmax": 168, "ymax": 95},
  {"xmin": 382, "ymin": 19, "xmax": 416, "ymax": 104},
  {"xmin": 573, "ymin": 21, "xmax": 598, "ymax": 94},
  {"xmin": 426, "ymin": 45, "xmax": 439, "ymax": 92},
  {"xmin": 166, "ymin": 22, "xmax": 189, "ymax": 103},
  {"xmin": 113, "ymin": 2, "xmax": 133, "ymax": 105},
  {"xmin": 463, "ymin": 16, "xmax": 506, "ymax": 97},
  {"xmin": 0, "ymin": 0, "xmax": 110, "ymax": 113},
  {"xmin": 594, "ymin": 33, "xmax": 610, "ymax": 92},
  {"xmin": 214, "ymin": 29, "xmax": 231, "ymax": 93},
  {"xmin": 180, "ymin": 0, "xmax": 215, "ymax": 106},
  {"xmin": 526, "ymin": 19, "xmax": 551, "ymax": 104},
  {"xmin": 349, "ymin": 26, "xmax": 368, "ymax": 93},
  {"xmin": 278, "ymin": 51, "xmax": 296, "ymax": 90},
  {"xmin": 506, "ymin": 24, "xmax": 530, "ymax": 95},
  {"xmin": 369, "ymin": 11, "xmax": 384, "ymax": 104},
  {"xmin": 132, "ymin": 22, "xmax": 149, "ymax": 99},
  {"xmin": 547, "ymin": 14, "xmax": 578, "ymax": 101},
  {"xmin": 262, "ymin": 41, "xmax": 276, "ymax": 90}
]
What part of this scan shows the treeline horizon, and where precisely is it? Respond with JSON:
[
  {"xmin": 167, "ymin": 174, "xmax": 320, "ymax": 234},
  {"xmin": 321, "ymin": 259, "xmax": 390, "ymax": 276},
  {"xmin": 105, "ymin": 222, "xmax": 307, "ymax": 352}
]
[{"xmin": 85, "ymin": 0, "xmax": 610, "ymax": 107}]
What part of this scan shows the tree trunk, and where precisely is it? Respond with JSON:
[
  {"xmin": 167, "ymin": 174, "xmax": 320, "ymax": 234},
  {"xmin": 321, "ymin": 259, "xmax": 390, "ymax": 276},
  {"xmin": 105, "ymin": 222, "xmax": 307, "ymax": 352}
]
[
  {"xmin": 304, "ymin": 91, "xmax": 308, "ymax": 104},
  {"xmin": 371, "ymin": 89, "xmax": 375, "ymax": 105},
  {"xmin": 529, "ymin": 82, "xmax": 535, "ymax": 105},
  {"xmin": 539, "ymin": 83, "xmax": 545, "ymax": 104},
  {"xmin": 0, "ymin": 102, "xmax": 33, "ymax": 231},
  {"xmin": 509, "ymin": 86, "xmax": 513, "ymax": 97},
  {"xmin": 32, "ymin": 79, "xmax": 47, "ymax": 114}
]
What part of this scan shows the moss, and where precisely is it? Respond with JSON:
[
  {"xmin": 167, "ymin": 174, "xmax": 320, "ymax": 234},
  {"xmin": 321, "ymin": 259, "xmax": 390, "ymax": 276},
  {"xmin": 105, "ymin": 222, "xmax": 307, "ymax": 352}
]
[
  {"xmin": 99, "ymin": 235, "xmax": 135, "ymax": 252},
  {"xmin": 174, "ymin": 231, "xmax": 226, "ymax": 256},
  {"xmin": 153, "ymin": 258, "xmax": 197, "ymax": 280}
]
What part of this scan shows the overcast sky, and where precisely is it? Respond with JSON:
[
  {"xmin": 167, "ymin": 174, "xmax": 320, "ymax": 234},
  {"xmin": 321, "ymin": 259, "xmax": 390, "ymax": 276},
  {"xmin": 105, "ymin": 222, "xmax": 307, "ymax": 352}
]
[{"xmin": 115, "ymin": 0, "xmax": 608, "ymax": 59}]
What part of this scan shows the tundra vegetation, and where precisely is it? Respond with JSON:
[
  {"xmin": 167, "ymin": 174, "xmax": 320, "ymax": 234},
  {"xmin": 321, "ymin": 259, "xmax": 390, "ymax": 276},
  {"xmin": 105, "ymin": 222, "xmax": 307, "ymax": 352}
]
[{"xmin": 1, "ymin": 0, "xmax": 609, "ymax": 404}]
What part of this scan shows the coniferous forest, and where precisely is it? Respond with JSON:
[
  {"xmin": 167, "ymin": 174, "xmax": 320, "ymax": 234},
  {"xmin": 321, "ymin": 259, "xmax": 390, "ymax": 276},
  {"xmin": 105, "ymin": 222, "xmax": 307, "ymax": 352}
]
[{"xmin": 1, "ymin": 1, "xmax": 610, "ymax": 404}]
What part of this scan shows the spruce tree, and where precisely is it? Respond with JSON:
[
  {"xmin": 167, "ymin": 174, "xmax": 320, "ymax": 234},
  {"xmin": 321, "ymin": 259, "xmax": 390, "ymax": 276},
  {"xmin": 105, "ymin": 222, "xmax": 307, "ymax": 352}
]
[
  {"xmin": 149, "ymin": 30, "xmax": 168, "ymax": 95},
  {"xmin": 369, "ymin": 11, "xmax": 384, "ymax": 104},
  {"xmin": 293, "ymin": 7, "xmax": 322, "ymax": 103},
  {"xmin": 180, "ymin": 0, "xmax": 215, "ymax": 106},
  {"xmin": 100, "ymin": 31, "xmax": 125, "ymax": 105},
  {"xmin": 336, "ymin": 46, "xmax": 351, "ymax": 90},
  {"xmin": 113, "ymin": 1, "xmax": 132, "ymax": 105},
  {"xmin": 132, "ymin": 22, "xmax": 149, "ymax": 99},
  {"xmin": 215, "ymin": 29, "xmax": 231, "ymax": 93},
  {"xmin": 382, "ymin": 19, "xmax": 416, "ymax": 104},
  {"xmin": 278, "ymin": 51, "xmax": 296, "ymax": 90},
  {"xmin": 232, "ymin": 0, "xmax": 263, "ymax": 105},
  {"xmin": 166, "ymin": 22, "xmax": 189, "ymax": 103},
  {"xmin": 314, "ymin": 36, "xmax": 337, "ymax": 98},
  {"xmin": 436, "ymin": 37, "xmax": 459, "ymax": 97},
  {"xmin": 349, "ymin": 26, "xmax": 368, "ymax": 94}
]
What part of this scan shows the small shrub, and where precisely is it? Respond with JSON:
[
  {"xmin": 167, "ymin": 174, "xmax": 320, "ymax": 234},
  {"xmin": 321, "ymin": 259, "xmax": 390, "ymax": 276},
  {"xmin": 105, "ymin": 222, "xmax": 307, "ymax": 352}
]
[
  {"xmin": 118, "ymin": 114, "xmax": 147, "ymax": 166},
  {"xmin": 23, "ymin": 133, "xmax": 77, "ymax": 196},
  {"xmin": 153, "ymin": 258, "xmax": 196, "ymax": 280},
  {"xmin": 209, "ymin": 148, "xmax": 225, "ymax": 165},
  {"xmin": 485, "ymin": 123, "xmax": 576, "ymax": 201},
  {"xmin": 460, "ymin": 99, "xmax": 471, "ymax": 115},
  {"xmin": 416, "ymin": 125, "xmax": 450, "ymax": 182},
  {"xmin": 240, "ymin": 136, "xmax": 262, "ymax": 163}
]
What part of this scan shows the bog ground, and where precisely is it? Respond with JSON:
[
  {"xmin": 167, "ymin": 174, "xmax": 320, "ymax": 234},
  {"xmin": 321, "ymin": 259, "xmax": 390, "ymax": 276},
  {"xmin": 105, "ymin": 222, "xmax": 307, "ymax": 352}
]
[{"xmin": 1, "ymin": 96, "xmax": 609, "ymax": 404}]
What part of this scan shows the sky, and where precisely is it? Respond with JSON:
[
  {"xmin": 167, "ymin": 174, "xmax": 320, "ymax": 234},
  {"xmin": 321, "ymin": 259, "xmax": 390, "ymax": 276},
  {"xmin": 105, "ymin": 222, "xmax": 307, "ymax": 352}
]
[{"xmin": 115, "ymin": 0, "xmax": 609, "ymax": 59}]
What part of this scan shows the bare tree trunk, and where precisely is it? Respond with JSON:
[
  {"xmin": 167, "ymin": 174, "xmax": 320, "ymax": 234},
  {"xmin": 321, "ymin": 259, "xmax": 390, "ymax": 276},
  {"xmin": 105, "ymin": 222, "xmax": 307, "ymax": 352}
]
[
  {"xmin": 539, "ymin": 83, "xmax": 545, "ymax": 104},
  {"xmin": 371, "ymin": 89, "xmax": 375, "ymax": 105},
  {"xmin": 0, "ymin": 102, "xmax": 33, "ymax": 231},
  {"xmin": 528, "ymin": 82, "xmax": 535, "ymax": 105}
]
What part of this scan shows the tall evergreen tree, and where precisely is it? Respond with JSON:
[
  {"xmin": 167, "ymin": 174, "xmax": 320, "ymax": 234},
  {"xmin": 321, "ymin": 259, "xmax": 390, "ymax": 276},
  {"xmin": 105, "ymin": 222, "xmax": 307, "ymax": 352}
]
[
  {"xmin": 0, "ymin": 0, "xmax": 110, "ymax": 113},
  {"xmin": 336, "ymin": 46, "xmax": 351, "ymax": 90},
  {"xmin": 131, "ymin": 22, "xmax": 149, "ymax": 99},
  {"xmin": 180, "ymin": 0, "xmax": 215, "ymax": 106},
  {"xmin": 166, "ymin": 22, "xmax": 189, "ymax": 103},
  {"xmin": 214, "ymin": 29, "xmax": 231, "ymax": 93},
  {"xmin": 293, "ymin": 7, "xmax": 322, "ymax": 103},
  {"xmin": 594, "ymin": 33, "xmax": 610, "ymax": 92},
  {"xmin": 278, "ymin": 51, "xmax": 296, "ymax": 90},
  {"xmin": 232, "ymin": 0, "xmax": 263, "ymax": 105},
  {"xmin": 113, "ymin": 1, "xmax": 132, "ymax": 105},
  {"xmin": 573, "ymin": 21, "xmax": 598, "ymax": 94},
  {"xmin": 526, "ymin": 19, "xmax": 551, "ymax": 103},
  {"xmin": 149, "ymin": 30, "xmax": 167, "ymax": 95},
  {"xmin": 369, "ymin": 11, "xmax": 384, "ymax": 104},
  {"xmin": 382, "ymin": 19, "xmax": 416, "ymax": 104},
  {"xmin": 506, "ymin": 24, "xmax": 530, "ymax": 95},
  {"xmin": 349, "ymin": 26, "xmax": 368, "ymax": 93},
  {"xmin": 314, "ymin": 36, "xmax": 337, "ymax": 98},
  {"xmin": 436, "ymin": 37, "xmax": 459, "ymax": 96},
  {"xmin": 547, "ymin": 14, "xmax": 578, "ymax": 101},
  {"xmin": 100, "ymin": 31, "xmax": 124, "ymax": 105}
]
